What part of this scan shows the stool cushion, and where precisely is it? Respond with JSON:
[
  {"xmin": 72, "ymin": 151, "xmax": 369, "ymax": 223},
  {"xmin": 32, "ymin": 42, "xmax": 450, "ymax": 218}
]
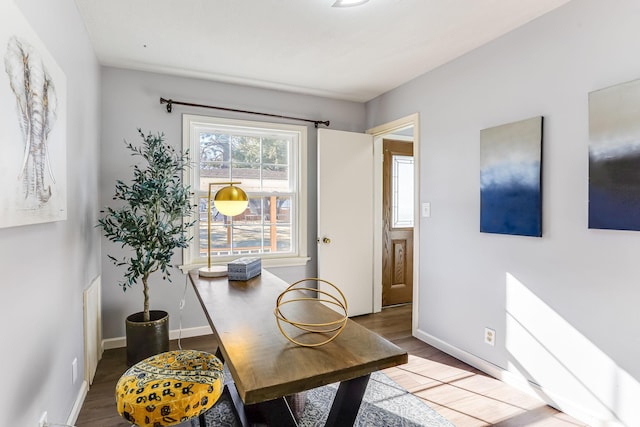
[{"xmin": 116, "ymin": 350, "xmax": 224, "ymax": 427}]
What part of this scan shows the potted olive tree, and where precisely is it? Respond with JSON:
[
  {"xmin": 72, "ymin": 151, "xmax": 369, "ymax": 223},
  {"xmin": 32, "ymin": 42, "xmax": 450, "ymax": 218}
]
[{"xmin": 98, "ymin": 129, "xmax": 194, "ymax": 365}]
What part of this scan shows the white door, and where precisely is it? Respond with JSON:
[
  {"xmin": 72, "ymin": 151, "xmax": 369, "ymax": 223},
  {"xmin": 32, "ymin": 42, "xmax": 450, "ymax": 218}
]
[{"xmin": 317, "ymin": 128, "xmax": 374, "ymax": 317}]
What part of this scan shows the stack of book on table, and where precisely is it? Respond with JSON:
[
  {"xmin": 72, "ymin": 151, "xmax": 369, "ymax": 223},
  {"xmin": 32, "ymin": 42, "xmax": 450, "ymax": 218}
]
[{"xmin": 227, "ymin": 257, "xmax": 262, "ymax": 281}]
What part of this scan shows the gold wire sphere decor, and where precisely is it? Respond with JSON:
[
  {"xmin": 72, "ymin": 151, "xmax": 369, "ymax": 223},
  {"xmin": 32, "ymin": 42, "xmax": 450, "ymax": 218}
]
[{"xmin": 274, "ymin": 278, "xmax": 348, "ymax": 347}]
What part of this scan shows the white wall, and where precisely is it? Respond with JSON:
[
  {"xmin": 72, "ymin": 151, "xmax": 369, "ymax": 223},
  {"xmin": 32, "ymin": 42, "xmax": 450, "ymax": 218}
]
[
  {"xmin": 0, "ymin": 1, "xmax": 101, "ymax": 426},
  {"xmin": 366, "ymin": 1, "xmax": 640, "ymax": 425},
  {"xmin": 100, "ymin": 67, "xmax": 366, "ymax": 340}
]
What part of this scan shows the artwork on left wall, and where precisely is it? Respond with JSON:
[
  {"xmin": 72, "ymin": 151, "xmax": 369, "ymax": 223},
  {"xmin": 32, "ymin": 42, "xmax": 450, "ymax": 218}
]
[
  {"xmin": 589, "ymin": 78, "xmax": 640, "ymax": 231},
  {"xmin": 0, "ymin": 2, "xmax": 67, "ymax": 228},
  {"xmin": 480, "ymin": 116, "xmax": 543, "ymax": 237}
]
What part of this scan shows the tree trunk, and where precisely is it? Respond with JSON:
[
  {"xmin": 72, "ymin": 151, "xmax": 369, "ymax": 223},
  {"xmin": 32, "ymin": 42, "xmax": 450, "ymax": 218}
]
[{"xmin": 142, "ymin": 273, "xmax": 150, "ymax": 322}]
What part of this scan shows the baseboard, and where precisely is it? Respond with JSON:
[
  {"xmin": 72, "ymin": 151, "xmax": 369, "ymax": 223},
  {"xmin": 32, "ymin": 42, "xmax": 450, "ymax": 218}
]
[
  {"xmin": 67, "ymin": 380, "xmax": 88, "ymax": 425},
  {"xmin": 103, "ymin": 325, "xmax": 213, "ymax": 350},
  {"xmin": 413, "ymin": 328, "xmax": 624, "ymax": 427}
]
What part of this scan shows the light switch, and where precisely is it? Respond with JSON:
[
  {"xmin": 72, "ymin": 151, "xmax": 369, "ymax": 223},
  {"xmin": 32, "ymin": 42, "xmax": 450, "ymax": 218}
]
[{"xmin": 421, "ymin": 202, "xmax": 431, "ymax": 218}]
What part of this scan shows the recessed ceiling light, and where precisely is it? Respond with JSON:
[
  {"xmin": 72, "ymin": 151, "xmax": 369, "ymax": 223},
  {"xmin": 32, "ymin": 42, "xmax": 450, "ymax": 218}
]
[{"xmin": 332, "ymin": 0, "xmax": 370, "ymax": 7}]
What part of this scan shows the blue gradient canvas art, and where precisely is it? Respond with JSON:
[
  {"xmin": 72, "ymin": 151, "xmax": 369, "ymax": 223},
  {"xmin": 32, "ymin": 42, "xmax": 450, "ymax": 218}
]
[
  {"xmin": 589, "ymin": 79, "xmax": 640, "ymax": 231},
  {"xmin": 480, "ymin": 116, "xmax": 543, "ymax": 237}
]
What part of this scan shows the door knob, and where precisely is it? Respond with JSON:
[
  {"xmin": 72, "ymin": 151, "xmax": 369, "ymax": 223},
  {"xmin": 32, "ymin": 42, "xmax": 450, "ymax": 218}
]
[{"xmin": 322, "ymin": 237, "xmax": 331, "ymax": 244}]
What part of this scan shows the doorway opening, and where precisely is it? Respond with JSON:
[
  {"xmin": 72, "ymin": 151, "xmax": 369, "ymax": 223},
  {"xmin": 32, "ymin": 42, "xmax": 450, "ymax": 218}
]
[
  {"xmin": 382, "ymin": 138, "xmax": 414, "ymax": 308},
  {"xmin": 368, "ymin": 113, "xmax": 419, "ymax": 333}
]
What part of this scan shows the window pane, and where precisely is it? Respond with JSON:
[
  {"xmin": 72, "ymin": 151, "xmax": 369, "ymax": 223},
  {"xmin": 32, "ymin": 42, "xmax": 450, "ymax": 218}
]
[
  {"xmin": 392, "ymin": 155, "xmax": 414, "ymax": 228},
  {"xmin": 237, "ymin": 195, "xmax": 293, "ymax": 225},
  {"xmin": 263, "ymin": 165, "xmax": 289, "ymax": 192},
  {"xmin": 209, "ymin": 224, "xmax": 231, "ymax": 253},
  {"xmin": 275, "ymin": 197, "xmax": 291, "ymax": 224},
  {"xmin": 231, "ymin": 135, "xmax": 260, "ymax": 164},
  {"xmin": 262, "ymin": 137, "xmax": 289, "ymax": 165},
  {"xmin": 263, "ymin": 225, "xmax": 292, "ymax": 252},
  {"xmin": 200, "ymin": 161, "xmax": 229, "ymax": 192},
  {"xmin": 233, "ymin": 225, "xmax": 264, "ymax": 252},
  {"xmin": 229, "ymin": 162, "xmax": 258, "ymax": 192},
  {"xmin": 200, "ymin": 132, "xmax": 229, "ymax": 162}
]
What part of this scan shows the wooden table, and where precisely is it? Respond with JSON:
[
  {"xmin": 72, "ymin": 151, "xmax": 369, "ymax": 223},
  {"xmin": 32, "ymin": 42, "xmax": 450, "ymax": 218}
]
[{"xmin": 189, "ymin": 269, "xmax": 408, "ymax": 426}]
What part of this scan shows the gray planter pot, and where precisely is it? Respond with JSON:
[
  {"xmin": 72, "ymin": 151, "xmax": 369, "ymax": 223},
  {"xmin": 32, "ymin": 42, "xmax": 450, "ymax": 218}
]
[{"xmin": 125, "ymin": 310, "xmax": 169, "ymax": 366}]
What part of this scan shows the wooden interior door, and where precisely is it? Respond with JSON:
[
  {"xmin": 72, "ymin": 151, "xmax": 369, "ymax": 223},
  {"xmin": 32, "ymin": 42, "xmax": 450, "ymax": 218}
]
[{"xmin": 382, "ymin": 140, "xmax": 414, "ymax": 307}]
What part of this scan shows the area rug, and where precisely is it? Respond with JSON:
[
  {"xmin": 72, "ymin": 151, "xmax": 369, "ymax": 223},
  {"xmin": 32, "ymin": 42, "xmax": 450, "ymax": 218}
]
[{"xmin": 196, "ymin": 371, "xmax": 453, "ymax": 427}]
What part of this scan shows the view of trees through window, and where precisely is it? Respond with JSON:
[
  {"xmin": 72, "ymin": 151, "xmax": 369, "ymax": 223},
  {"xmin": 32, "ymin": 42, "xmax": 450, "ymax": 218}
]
[{"xmin": 197, "ymin": 129, "xmax": 296, "ymax": 258}]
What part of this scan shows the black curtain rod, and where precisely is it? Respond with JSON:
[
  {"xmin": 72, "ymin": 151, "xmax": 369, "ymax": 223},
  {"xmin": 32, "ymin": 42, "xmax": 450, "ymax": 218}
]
[{"xmin": 159, "ymin": 97, "xmax": 330, "ymax": 128}]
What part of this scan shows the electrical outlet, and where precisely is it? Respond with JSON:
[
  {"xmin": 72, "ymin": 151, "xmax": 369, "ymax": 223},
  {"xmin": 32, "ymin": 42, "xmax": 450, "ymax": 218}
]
[
  {"xmin": 38, "ymin": 411, "xmax": 47, "ymax": 427},
  {"xmin": 484, "ymin": 327, "xmax": 496, "ymax": 346}
]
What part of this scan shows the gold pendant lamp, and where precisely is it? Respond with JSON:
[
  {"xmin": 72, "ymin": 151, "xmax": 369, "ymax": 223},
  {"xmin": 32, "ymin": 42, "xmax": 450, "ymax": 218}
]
[
  {"xmin": 199, "ymin": 182, "xmax": 249, "ymax": 278},
  {"xmin": 213, "ymin": 183, "xmax": 249, "ymax": 217}
]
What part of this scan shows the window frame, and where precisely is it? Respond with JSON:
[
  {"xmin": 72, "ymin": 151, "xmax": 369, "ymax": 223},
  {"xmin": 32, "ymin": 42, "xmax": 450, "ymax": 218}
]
[{"xmin": 181, "ymin": 114, "xmax": 309, "ymax": 269}]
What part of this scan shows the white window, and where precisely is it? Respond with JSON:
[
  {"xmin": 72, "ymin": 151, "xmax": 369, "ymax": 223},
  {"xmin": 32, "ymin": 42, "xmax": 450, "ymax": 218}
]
[
  {"xmin": 392, "ymin": 154, "xmax": 414, "ymax": 228},
  {"xmin": 182, "ymin": 114, "xmax": 308, "ymax": 268}
]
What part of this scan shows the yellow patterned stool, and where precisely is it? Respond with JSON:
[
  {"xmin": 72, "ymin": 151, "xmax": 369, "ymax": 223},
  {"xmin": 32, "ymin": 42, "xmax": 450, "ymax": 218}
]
[{"xmin": 115, "ymin": 350, "xmax": 224, "ymax": 427}]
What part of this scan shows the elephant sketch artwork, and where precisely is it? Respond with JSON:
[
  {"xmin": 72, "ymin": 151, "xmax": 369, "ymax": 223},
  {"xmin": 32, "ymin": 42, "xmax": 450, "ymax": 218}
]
[{"xmin": 1, "ymin": 3, "xmax": 67, "ymax": 228}]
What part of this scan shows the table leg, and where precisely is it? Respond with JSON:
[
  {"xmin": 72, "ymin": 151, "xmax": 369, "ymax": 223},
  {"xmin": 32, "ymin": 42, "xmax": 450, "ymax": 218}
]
[
  {"xmin": 224, "ymin": 381, "xmax": 250, "ymax": 427},
  {"xmin": 215, "ymin": 348, "xmax": 250, "ymax": 426},
  {"xmin": 324, "ymin": 373, "xmax": 371, "ymax": 427},
  {"xmin": 251, "ymin": 397, "xmax": 298, "ymax": 427}
]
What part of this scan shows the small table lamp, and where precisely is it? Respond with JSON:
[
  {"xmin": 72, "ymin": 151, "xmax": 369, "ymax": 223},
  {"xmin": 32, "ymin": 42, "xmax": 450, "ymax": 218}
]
[{"xmin": 199, "ymin": 182, "xmax": 249, "ymax": 277}]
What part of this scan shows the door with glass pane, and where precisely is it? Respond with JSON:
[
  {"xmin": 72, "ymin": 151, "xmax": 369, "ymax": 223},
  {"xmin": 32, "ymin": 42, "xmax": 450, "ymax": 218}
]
[{"xmin": 382, "ymin": 140, "xmax": 414, "ymax": 307}]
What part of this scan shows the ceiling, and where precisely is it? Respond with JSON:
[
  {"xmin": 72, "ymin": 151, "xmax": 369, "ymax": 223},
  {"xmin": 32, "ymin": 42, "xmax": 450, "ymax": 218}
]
[{"xmin": 74, "ymin": 0, "xmax": 571, "ymax": 102}]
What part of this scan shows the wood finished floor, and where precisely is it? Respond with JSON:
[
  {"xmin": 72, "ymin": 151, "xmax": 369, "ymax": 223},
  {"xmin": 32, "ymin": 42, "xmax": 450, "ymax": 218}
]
[{"xmin": 76, "ymin": 305, "xmax": 587, "ymax": 426}]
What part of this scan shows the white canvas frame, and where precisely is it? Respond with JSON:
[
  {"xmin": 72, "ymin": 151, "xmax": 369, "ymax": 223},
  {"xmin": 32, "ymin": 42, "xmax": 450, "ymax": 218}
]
[{"xmin": 0, "ymin": 2, "xmax": 67, "ymax": 228}]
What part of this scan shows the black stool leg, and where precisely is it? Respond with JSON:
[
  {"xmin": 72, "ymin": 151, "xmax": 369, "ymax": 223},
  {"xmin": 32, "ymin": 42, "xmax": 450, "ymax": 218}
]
[{"xmin": 198, "ymin": 412, "xmax": 206, "ymax": 426}]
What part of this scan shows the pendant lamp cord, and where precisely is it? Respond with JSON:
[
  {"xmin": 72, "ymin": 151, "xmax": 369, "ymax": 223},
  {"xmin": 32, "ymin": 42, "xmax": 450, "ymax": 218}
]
[{"xmin": 177, "ymin": 270, "xmax": 189, "ymax": 350}]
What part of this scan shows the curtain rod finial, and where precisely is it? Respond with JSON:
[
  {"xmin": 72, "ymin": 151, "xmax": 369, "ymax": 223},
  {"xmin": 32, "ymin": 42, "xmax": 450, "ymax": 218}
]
[{"xmin": 159, "ymin": 97, "xmax": 173, "ymax": 113}]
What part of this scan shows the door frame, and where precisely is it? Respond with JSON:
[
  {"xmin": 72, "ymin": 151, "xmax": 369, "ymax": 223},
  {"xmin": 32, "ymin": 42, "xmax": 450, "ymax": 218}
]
[{"xmin": 367, "ymin": 113, "xmax": 420, "ymax": 333}]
